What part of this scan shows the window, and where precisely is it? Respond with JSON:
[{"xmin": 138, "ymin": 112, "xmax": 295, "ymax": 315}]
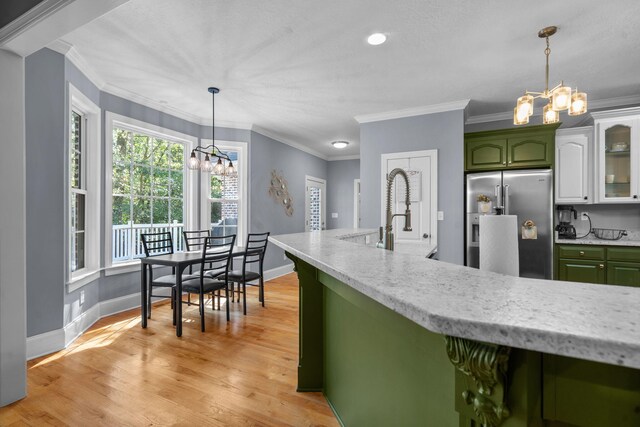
[
  {"xmin": 201, "ymin": 141, "xmax": 248, "ymax": 246},
  {"xmin": 105, "ymin": 112, "xmax": 197, "ymax": 271},
  {"xmin": 111, "ymin": 128, "xmax": 185, "ymax": 262},
  {"xmin": 70, "ymin": 110, "xmax": 86, "ymax": 272},
  {"xmin": 68, "ymin": 83, "xmax": 101, "ymax": 290}
]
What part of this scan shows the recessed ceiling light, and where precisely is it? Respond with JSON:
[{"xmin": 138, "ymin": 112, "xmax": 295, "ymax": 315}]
[
  {"xmin": 367, "ymin": 33, "xmax": 386, "ymax": 46},
  {"xmin": 332, "ymin": 140, "xmax": 349, "ymax": 149}
]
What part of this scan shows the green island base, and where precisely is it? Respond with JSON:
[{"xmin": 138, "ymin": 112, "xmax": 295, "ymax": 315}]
[{"xmin": 286, "ymin": 253, "xmax": 640, "ymax": 427}]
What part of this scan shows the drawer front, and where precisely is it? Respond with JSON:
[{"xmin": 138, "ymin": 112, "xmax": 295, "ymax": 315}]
[
  {"xmin": 607, "ymin": 247, "xmax": 640, "ymax": 262},
  {"xmin": 557, "ymin": 245, "xmax": 605, "ymax": 260},
  {"xmin": 558, "ymin": 259, "xmax": 606, "ymax": 284}
]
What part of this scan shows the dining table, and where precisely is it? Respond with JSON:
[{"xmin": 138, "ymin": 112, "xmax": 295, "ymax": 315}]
[{"xmin": 140, "ymin": 248, "xmax": 262, "ymax": 337}]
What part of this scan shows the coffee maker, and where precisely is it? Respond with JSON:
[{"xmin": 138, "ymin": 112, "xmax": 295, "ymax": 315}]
[{"xmin": 555, "ymin": 205, "xmax": 578, "ymax": 239}]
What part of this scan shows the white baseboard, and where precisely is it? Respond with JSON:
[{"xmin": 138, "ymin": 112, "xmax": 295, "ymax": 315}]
[
  {"xmin": 264, "ymin": 263, "xmax": 294, "ymax": 281},
  {"xmin": 63, "ymin": 303, "xmax": 101, "ymax": 347},
  {"xmin": 100, "ymin": 292, "xmax": 143, "ymax": 317},
  {"xmin": 26, "ymin": 265, "xmax": 295, "ymax": 360},
  {"xmin": 26, "ymin": 329, "xmax": 65, "ymax": 361},
  {"xmin": 26, "ymin": 294, "xmax": 142, "ymax": 361}
]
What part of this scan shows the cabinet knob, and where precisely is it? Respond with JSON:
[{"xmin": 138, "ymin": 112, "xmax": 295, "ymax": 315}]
[
  {"xmin": 584, "ymin": 196, "xmax": 588, "ymax": 200},
  {"xmin": 508, "ymin": 161, "xmax": 512, "ymax": 164},
  {"xmin": 502, "ymin": 162, "xmax": 506, "ymax": 165},
  {"xmin": 599, "ymin": 264, "xmax": 605, "ymax": 269},
  {"xmin": 634, "ymin": 195, "xmax": 638, "ymax": 199},
  {"xmin": 579, "ymin": 251, "xmax": 585, "ymax": 256}
]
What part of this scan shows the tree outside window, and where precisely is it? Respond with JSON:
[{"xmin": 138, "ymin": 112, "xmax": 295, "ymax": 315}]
[{"xmin": 111, "ymin": 127, "xmax": 185, "ymax": 262}]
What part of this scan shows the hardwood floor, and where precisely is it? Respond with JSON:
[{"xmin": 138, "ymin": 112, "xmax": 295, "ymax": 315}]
[{"xmin": 0, "ymin": 274, "xmax": 338, "ymax": 427}]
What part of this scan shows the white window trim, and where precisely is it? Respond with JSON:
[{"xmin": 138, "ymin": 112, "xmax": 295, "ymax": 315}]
[
  {"xmin": 199, "ymin": 139, "xmax": 249, "ymax": 247},
  {"xmin": 104, "ymin": 111, "xmax": 198, "ymax": 273},
  {"xmin": 67, "ymin": 83, "xmax": 101, "ymax": 292}
]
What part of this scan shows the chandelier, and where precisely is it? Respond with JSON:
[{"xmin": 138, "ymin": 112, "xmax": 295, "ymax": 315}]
[
  {"xmin": 514, "ymin": 26, "xmax": 587, "ymax": 125},
  {"xmin": 187, "ymin": 87, "xmax": 236, "ymax": 175}
]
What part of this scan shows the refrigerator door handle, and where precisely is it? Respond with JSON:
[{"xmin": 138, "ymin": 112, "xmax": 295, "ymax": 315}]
[
  {"xmin": 504, "ymin": 184, "xmax": 510, "ymax": 215},
  {"xmin": 495, "ymin": 184, "xmax": 502, "ymax": 207}
]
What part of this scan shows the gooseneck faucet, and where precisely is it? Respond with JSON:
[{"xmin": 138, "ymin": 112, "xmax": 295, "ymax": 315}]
[{"xmin": 380, "ymin": 168, "xmax": 412, "ymax": 251}]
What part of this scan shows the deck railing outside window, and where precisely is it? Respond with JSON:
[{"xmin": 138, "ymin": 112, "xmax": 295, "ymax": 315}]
[{"xmin": 112, "ymin": 221, "xmax": 184, "ymax": 262}]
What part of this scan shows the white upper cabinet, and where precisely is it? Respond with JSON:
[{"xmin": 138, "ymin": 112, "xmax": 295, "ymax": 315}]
[
  {"xmin": 592, "ymin": 107, "xmax": 640, "ymax": 204},
  {"xmin": 555, "ymin": 127, "xmax": 592, "ymax": 204}
]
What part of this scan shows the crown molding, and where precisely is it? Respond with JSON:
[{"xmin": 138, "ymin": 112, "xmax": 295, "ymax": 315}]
[
  {"xmin": 590, "ymin": 105, "xmax": 640, "ymax": 120},
  {"xmin": 251, "ymin": 125, "xmax": 328, "ymax": 160},
  {"xmin": 327, "ymin": 154, "xmax": 360, "ymax": 161},
  {"xmin": 465, "ymin": 111, "xmax": 513, "ymax": 125},
  {"xmin": 354, "ymin": 99, "xmax": 470, "ymax": 124},
  {"xmin": 48, "ymin": 39, "xmax": 108, "ymax": 90},
  {"xmin": 0, "ymin": 0, "xmax": 72, "ymax": 47},
  {"xmin": 466, "ymin": 94, "xmax": 640, "ymax": 125}
]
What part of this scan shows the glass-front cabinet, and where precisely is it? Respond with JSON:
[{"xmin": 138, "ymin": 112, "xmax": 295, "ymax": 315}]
[{"xmin": 593, "ymin": 108, "xmax": 640, "ymax": 203}]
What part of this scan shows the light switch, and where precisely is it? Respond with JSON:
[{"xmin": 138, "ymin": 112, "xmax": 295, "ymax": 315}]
[
  {"xmin": 331, "ymin": 213, "xmax": 338, "ymax": 218},
  {"xmin": 437, "ymin": 211, "xmax": 444, "ymax": 221}
]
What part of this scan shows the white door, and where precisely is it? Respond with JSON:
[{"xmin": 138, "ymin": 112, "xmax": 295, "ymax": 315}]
[
  {"xmin": 381, "ymin": 150, "xmax": 438, "ymax": 243},
  {"xmin": 305, "ymin": 176, "xmax": 326, "ymax": 231}
]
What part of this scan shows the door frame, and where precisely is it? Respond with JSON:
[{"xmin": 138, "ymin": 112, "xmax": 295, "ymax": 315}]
[
  {"xmin": 305, "ymin": 175, "xmax": 327, "ymax": 231},
  {"xmin": 353, "ymin": 179, "xmax": 361, "ymax": 228},
  {"xmin": 380, "ymin": 150, "xmax": 438, "ymax": 243}
]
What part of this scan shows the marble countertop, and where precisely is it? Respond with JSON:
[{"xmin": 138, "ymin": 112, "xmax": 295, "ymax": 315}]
[
  {"xmin": 271, "ymin": 229, "xmax": 640, "ymax": 369},
  {"xmin": 557, "ymin": 230, "xmax": 640, "ymax": 247}
]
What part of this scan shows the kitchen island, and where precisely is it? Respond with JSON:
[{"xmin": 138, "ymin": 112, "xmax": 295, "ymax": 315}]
[{"xmin": 270, "ymin": 229, "xmax": 640, "ymax": 427}]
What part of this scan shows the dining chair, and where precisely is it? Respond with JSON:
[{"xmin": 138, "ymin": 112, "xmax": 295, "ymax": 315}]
[
  {"xmin": 180, "ymin": 234, "xmax": 236, "ymax": 331},
  {"xmin": 183, "ymin": 229, "xmax": 213, "ymax": 306},
  {"xmin": 225, "ymin": 232, "xmax": 270, "ymax": 315},
  {"xmin": 141, "ymin": 231, "xmax": 196, "ymax": 319}
]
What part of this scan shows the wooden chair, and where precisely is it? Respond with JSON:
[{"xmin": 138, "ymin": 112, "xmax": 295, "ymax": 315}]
[
  {"xmin": 225, "ymin": 232, "xmax": 270, "ymax": 315},
  {"xmin": 181, "ymin": 234, "xmax": 236, "ymax": 331},
  {"xmin": 140, "ymin": 231, "xmax": 196, "ymax": 319}
]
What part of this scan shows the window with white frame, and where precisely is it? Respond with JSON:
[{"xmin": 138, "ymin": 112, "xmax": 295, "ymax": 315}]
[
  {"xmin": 70, "ymin": 110, "xmax": 86, "ymax": 272},
  {"xmin": 105, "ymin": 112, "xmax": 197, "ymax": 269},
  {"xmin": 111, "ymin": 128, "xmax": 186, "ymax": 262},
  {"xmin": 68, "ymin": 84, "xmax": 101, "ymax": 289},
  {"xmin": 201, "ymin": 141, "xmax": 248, "ymax": 246}
]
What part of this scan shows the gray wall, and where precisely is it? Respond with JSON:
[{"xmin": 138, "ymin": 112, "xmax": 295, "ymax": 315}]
[
  {"xmin": 0, "ymin": 49, "xmax": 27, "ymax": 406},
  {"xmin": 360, "ymin": 110, "xmax": 465, "ymax": 264},
  {"xmin": 24, "ymin": 48, "xmax": 330, "ymax": 336},
  {"xmin": 250, "ymin": 131, "xmax": 328, "ymax": 271},
  {"xmin": 327, "ymin": 159, "xmax": 360, "ymax": 229},
  {"xmin": 25, "ymin": 48, "xmax": 66, "ymax": 336}
]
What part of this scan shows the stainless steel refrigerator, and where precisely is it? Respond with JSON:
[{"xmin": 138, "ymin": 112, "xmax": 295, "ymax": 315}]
[{"xmin": 465, "ymin": 169, "xmax": 553, "ymax": 279}]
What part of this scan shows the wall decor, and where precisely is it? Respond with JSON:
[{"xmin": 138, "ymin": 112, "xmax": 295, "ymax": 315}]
[{"xmin": 269, "ymin": 170, "xmax": 294, "ymax": 216}]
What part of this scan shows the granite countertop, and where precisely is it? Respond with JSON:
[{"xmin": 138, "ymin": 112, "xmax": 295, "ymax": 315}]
[
  {"xmin": 556, "ymin": 230, "xmax": 640, "ymax": 247},
  {"xmin": 271, "ymin": 229, "xmax": 640, "ymax": 369}
]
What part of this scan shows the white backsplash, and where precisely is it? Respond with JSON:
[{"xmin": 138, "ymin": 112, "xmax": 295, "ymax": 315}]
[{"xmin": 567, "ymin": 204, "xmax": 640, "ymax": 236}]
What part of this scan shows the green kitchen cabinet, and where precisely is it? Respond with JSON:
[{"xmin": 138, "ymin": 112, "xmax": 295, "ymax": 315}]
[
  {"xmin": 607, "ymin": 262, "xmax": 640, "ymax": 287},
  {"xmin": 507, "ymin": 134, "xmax": 554, "ymax": 168},
  {"xmin": 557, "ymin": 258, "xmax": 607, "ymax": 284},
  {"xmin": 465, "ymin": 123, "xmax": 559, "ymax": 171},
  {"xmin": 465, "ymin": 137, "xmax": 507, "ymax": 170},
  {"xmin": 556, "ymin": 244, "xmax": 640, "ymax": 287}
]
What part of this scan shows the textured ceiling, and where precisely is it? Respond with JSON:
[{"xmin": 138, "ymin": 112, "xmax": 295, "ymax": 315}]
[{"xmin": 62, "ymin": 0, "xmax": 640, "ymax": 157}]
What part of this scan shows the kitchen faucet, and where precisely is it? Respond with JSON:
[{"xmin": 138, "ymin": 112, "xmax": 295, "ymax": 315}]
[{"xmin": 378, "ymin": 168, "xmax": 412, "ymax": 251}]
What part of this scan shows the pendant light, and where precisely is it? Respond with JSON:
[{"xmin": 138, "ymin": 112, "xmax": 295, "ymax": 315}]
[
  {"xmin": 513, "ymin": 26, "xmax": 587, "ymax": 125},
  {"xmin": 186, "ymin": 87, "xmax": 237, "ymax": 176}
]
